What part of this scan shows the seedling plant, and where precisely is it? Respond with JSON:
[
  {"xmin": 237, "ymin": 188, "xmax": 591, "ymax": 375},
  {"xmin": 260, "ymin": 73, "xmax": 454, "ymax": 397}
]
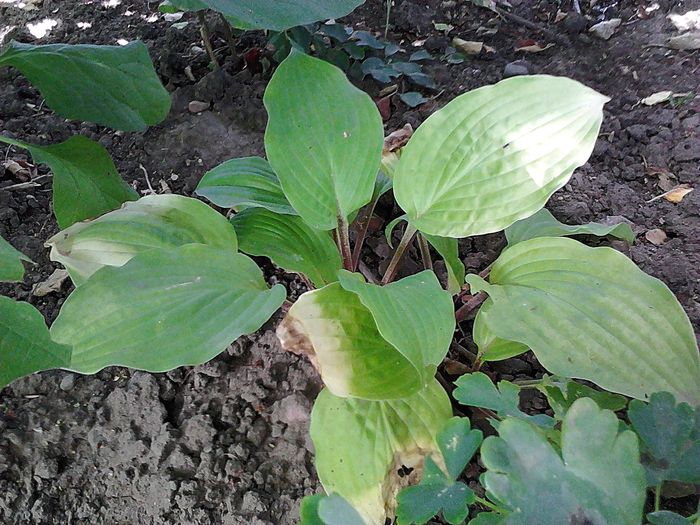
[{"xmin": 1, "ymin": 36, "xmax": 700, "ymax": 525}]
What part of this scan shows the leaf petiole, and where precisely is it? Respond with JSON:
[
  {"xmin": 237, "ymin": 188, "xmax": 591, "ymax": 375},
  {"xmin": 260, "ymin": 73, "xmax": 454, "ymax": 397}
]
[
  {"xmin": 336, "ymin": 213, "xmax": 353, "ymax": 271},
  {"xmin": 473, "ymin": 495, "xmax": 507, "ymax": 514},
  {"xmin": 381, "ymin": 222, "xmax": 417, "ymax": 284}
]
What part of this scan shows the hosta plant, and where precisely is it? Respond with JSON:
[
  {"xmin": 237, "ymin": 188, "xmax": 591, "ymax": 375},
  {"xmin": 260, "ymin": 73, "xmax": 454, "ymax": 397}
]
[{"xmin": 1, "ymin": 49, "xmax": 699, "ymax": 525}]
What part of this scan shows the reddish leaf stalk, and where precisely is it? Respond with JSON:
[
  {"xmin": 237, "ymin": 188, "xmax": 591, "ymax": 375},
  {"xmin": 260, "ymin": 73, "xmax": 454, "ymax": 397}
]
[
  {"xmin": 350, "ymin": 197, "xmax": 380, "ymax": 271},
  {"xmin": 381, "ymin": 223, "xmax": 417, "ymax": 285},
  {"xmin": 417, "ymin": 233, "xmax": 433, "ymax": 271},
  {"xmin": 336, "ymin": 213, "xmax": 353, "ymax": 271},
  {"xmin": 455, "ymin": 291, "xmax": 488, "ymax": 322}
]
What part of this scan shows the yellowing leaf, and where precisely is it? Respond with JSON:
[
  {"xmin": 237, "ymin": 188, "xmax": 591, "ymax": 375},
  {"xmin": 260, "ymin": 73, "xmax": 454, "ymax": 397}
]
[
  {"xmin": 452, "ymin": 37, "xmax": 484, "ymax": 55},
  {"xmin": 642, "ymin": 91, "xmax": 674, "ymax": 106}
]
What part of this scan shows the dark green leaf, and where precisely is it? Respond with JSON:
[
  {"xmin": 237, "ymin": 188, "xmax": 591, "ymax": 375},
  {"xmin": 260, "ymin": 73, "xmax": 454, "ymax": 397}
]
[
  {"xmin": 505, "ymin": 208, "xmax": 635, "ymax": 245},
  {"xmin": 0, "ymin": 297, "xmax": 72, "ymax": 390},
  {"xmin": 319, "ymin": 23, "xmax": 352, "ymax": 43},
  {"xmin": 539, "ymin": 377, "xmax": 628, "ymax": 419},
  {"xmin": 385, "ymin": 43, "xmax": 400, "ymax": 56},
  {"xmin": 353, "ymin": 30, "xmax": 385, "ymax": 49},
  {"xmin": 406, "ymin": 71, "xmax": 436, "ymax": 89},
  {"xmin": 0, "ymin": 135, "xmax": 138, "ymax": 229},
  {"xmin": 231, "ymin": 208, "xmax": 341, "ymax": 287},
  {"xmin": 362, "ymin": 57, "xmax": 401, "ymax": 83},
  {"xmin": 628, "ymin": 392, "xmax": 700, "ymax": 485},
  {"xmin": 0, "ymin": 235, "xmax": 31, "ymax": 282},
  {"xmin": 468, "ymin": 513, "xmax": 505, "ymax": 525},
  {"xmin": 0, "ymin": 41, "xmax": 170, "ymax": 131},
  {"xmin": 409, "ymin": 50, "xmax": 433, "ymax": 61},
  {"xmin": 647, "ymin": 511, "xmax": 694, "ymax": 525},
  {"xmin": 399, "ymin": 92, "xmax": 429, "ymax": 108},
  {"xmin": 195, "ymin": 156, "xmax": 296, "ymax": 215}
]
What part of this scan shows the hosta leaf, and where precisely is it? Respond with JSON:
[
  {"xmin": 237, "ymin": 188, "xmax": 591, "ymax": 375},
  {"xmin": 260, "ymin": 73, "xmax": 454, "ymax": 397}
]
[
  {"xmin": 311, "ymin": 379, "xmax": 452, "ymax": 524},
  {"xmin": 0, "ymin": 297, "xmax": 71, "ymax": 389},
  {"xmin": 466, "ymin": 237, "xmax": 700, "ymax": 405},
  {"xmin": 318, "ymin": 495, "xmax": 367, "ymax": 525},
  {"xmin": 628, "ymin": 392, "xmax": 700, "ymax": 486},
  {"xmin": 505, "ymin": 208, "xmax": 635, "ymax": 245},
  {"xmin": 264, "ymin": 50, "xmax": 383, "ymax": 230},
  {"xmin": 393, "ymin": 76, "xmax": 608, "ymax": 237},
  {"xmin": 481, "ymin": 398, "xmax": 646, "ymax": 525},
  {"xmin": 647, "ymin": 511, "xmax": 695, "ymax": 525},
  {"xmin": 50, "ymin": 245, "xmax": 285, "ymax": 373},
  {"xmin": 472, "ymin": 300, "xmax": 529, "ymax": 362},
  {"xmin": 231, "ymin": 208, "xmax": 341, "ymax": 287},
  {"xmin": 46, "ymin": 194, "xmax": 237, "ymax": 285},
  {"xmin": 277, "ymin": 270, "xmax": 453, "ymax": 399},
  {"xmin": 0, "ymin": 135, "xmax": 138, "ymax": 229},
  {"xmin": 195, "ymin": 157, "xmax": 297, "ymax": 215},
  {"xmin": 0, "ymin": 235, "xmax": 31, "ymax": 282},
  {"xmin": 0, "ymin": 41, "xmax": 170, "ymax": 131},
  {"xmin": 300, "ymin": 495, "xmax": 326, "ymax": 525},
  {"xmin": 454, "ymin": 372, "xmax": 554, "ymax": 428},
  {"xmin": 396, "ymin": 417, "xmax": 482, "ymax": 525},
  {"xmin": 422, "ymin": 234, "xmax": 465, "ymax": 295}
]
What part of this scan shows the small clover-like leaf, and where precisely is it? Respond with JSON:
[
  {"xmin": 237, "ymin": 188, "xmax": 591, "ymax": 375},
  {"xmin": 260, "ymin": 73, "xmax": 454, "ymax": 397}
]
[
  {"xmin": 468, "ymin": 513, "xmax": 505, "ymax": 525},
  {"xmin": 628, "ymin": 392, "xmax": 700, "ymax": 486},
  {"xmin": 481, "ymin": 398, "xmax": 646, "ymax": 525},
  {"xmin": 453, "ymin": 372, "xmax": 554, "ymax": 428},
  {"xmin": 539, "ymin": 377, "xmax": 628, "ymax": 419},
  {"xmin": 396, "ymin": 417, "xmax": 482, "ymax": 525}
]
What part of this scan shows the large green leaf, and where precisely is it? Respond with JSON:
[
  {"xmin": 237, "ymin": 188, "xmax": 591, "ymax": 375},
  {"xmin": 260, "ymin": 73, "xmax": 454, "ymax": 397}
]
[
  {"xmin": 50, "ymin": 245, "xmax": 285, "ymax": 373},
  {"xmin": 311, "ymin": 379, "xmax": 452, "ymax": 525},
  {"xmin": 481, "ymin": 398, "xmax": 646, "ymax": 525},
  {"xmin": 505, "ymin": 208, "xmax": 635, "ymax": 245},
  {"xmin": 194, "ymin": 0, "xmax": 365, "ymax": 31},
  {"xmin": 0, "ymin": 235, "xmax": 31, "ymax": 282},
  {"xmin": 0, "ymin": 135, "xmax": 138, "ymax": 229},
  {"xmin": 277, "ymin": 271, "xmax": 453, "ymax": 399},
  {"xmin": 0, "ymin": 297, "xmax": 71, "ymax": 389},
  {"xmin": 472, "ymin": 299, "xmax": 529, "ymax": 362},
  {"xmin": 195, "ymin": 157, "xmax": 297, "ymax": 215},
  {"xmin": 231, "ymin": 208, "xmax": 340, "ymax": 288},
  {"xmin": 0, "ymin": 41, "xmax": 170, "ymax": 131},
  {"xmin": 46, "ymin": 194, "xmax": 237, "ymax": 285},
  {"xmin": 393, "ymin": 76, "xmax": 608, "ymax": 237},
  {"xmin": 264, "ymin": 50, "xmax": 383, "ymax": 230},
  {"xmin": 467, "ymin": 237, "xmax": 700, "ymax": 405}
]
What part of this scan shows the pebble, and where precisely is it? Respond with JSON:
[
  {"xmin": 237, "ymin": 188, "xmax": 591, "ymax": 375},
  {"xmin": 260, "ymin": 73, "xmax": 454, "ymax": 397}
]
[
  {"xmin": 188, "ymin": 100, "xmax": 209, "ymax": 113},
  {"xmin": 503, "ymin": 60, "xmax": 531, "ymax": 78},
  {"xmin": 59, "ymin": 374, "xmax": 75, "ymax": 391}
]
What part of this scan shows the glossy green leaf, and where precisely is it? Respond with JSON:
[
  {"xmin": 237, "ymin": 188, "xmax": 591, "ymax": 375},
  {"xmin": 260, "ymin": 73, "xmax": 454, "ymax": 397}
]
[
  {"xmin": 396, "ymin": 417, "xmax": 482, "ymax": 525},
  {"xmin": 277, "ymin": 270, "xmax": 452, "ymax": 399},
  {"xmin": 0, "ymin": 297, "xmax": 71, "ymax": 390},
  {"xmin": 647, "ymin": 511, "xmax": 695, "ymax": 525},
  {"xmin": 454, "ymin": 372, "xmax": 554, "ymax": 428},
  {"xmin": 50, "ymin": 245, "xmax": 285, "ymax": 374},
  {"xmin": 264, "ymin": 50, "xmax": 383, "ymax": 230},
  {"xmin": 481, "ymin": 398, "xmax": 646, "ymax": 525},
  {"xmin": 628, "ymin": 392, "xmax": 700, "ymax": 486},
  {"xmin": 318, "ymin": 495, "xmax": 367, "ymax": 525},
  {"xmin": 46, "ymin": 194, "xmax": 237, "ymax": 285},
  {"xmin": 393, "ymin": 76, "xmax": 608, "ymax": 237},
  {"xmin": 231, "ymin": 208, "xmax": 341, "ymax": 287},
  {"xmin": 505, "ymin": 208, "xmax": 635, "ymax": 245},
  {"xmin": 0, "ymin": 135, "xmax": 138, "ymax": 229},
  {"xmin": 195, "ymin": 157, "xmax": 297, "ymax": 215},
  {"xmin": 311, "ymin": 379, "xmax": 452, "ymax": 524},
  {"xmin": 472, "ymin": 300, "xmax": 529, "ymax": 362},
  {"xmin": 466, "ymin": 237, "xmax": 700, "ymax": 405},
  {"xmin": 422, "ymin": 233, "xmax": 465, "ymax": 294},
  {"xmin": 0, "ymin": 235, "xmax": 31, "ymax": 282},
  {"xmin": 0, "ymin": 41, "xmax": 170, "ymax": 131},
  {"xmin": 538, "ymin": 377, "xmax": 628, "ymax": 419}
]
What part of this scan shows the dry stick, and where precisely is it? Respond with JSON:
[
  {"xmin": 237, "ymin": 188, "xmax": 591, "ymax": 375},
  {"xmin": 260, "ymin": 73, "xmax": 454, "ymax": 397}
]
[
  {"xmin": 336, "ymin": 213, "xmax": 353, "ymax": 271},
  {"xmin": 198, "ymin": 11, "xmax": 220, "ymax": 70},
  {"xmin": 417, "ymin": 233, "xmax": 433, "ymax": 271},
  {"xmin": 350, "ymin": 197, "xmax": 379, "ymax": 271},
  {"xmin": 455, "ymin": 290, "xmax": 488, "ymax": 322},
  {"xmin": 218, "ymin": 13, "xmax": 238, "ymax": 60},
  {"xmin": 495, "ymin": 6, "xmax": 570, "ymax": 46},
  {"xmin": 381, "ymin": 223, "xmax": 418, "ymax": 285}
]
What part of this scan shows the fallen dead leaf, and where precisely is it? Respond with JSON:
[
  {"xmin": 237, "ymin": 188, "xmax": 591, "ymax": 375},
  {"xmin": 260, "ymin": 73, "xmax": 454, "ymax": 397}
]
[
  {"xmin": 452, "ymin": 37, "xmax": 484, "ymax": 55},
  {"xmin": 589, "ymin": 18, "xmax": 622, "ymax": 40},
  {"xmin": 646, "ymin": 165, "xmax": 677, "ymax": 192},
  {"xmin": 668, "ymin": 10, "xmax": 700, "ymax": 32},
  {"xmin": 642, "ymin": 91, "xmax": 674, "ymax": 106},
  {"xmin": 2, "ymin": 159, "xmax": 34, "ymax": 181},
  {"xmin": 33, "ymin": 269, "xmax": 69, "ymax": 297},
  {"xmin": 667, "ymin": 31, "xmax": 700, "ymax": 50},
  {"xmin": 514, "ymin": 39, "xmax": 554, "ymax": 52},
  {"xmin": 383, "ymin": 124, "xmax": 414, "ymax": 154},
  {"xmin": 644, "ymin": 228, "xmax": 667, "ymax": 245},
  {"xmin": 376, "ymin": 95, "xmax": 392, "ymax": 121},
  {"xmin": 647, "ymin": 184, "xmax": 694, "ymax": 203}
]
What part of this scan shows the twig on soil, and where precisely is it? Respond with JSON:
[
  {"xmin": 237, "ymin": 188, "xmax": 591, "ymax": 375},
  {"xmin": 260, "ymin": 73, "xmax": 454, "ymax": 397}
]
[
  {"xmin": 495, "ymin": 6, "xmax": 570, "ymax": 46},
  {"xmin": 198, "ymin": 11, "xmax": 221, "ymax": 70},
  {"xmin": 139, "ymin": 163, "xmax": 155, "ymax": 194}
]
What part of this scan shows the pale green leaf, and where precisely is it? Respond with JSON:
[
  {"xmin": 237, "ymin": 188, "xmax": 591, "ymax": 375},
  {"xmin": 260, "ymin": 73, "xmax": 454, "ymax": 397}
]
[
  {"xmin": 472, "ymin": 299, "xmax": 529, "ymax": 362},
  {"xmin": 0, "ymin": 296, "xmax": 71, "ymax": 389},
  {"xmin": 231, "ymin": 208, "xmax": 341, "ymax": 287},
  {"xmin": 422, "ymin": 233, "xmax": 465, "ymax": 294},
  {"xmin": 481, "ymin": 398, "xmax": 645, "ymax": 525},
  {"xmin": 393, "ymin": 76, "xmax": 608, "ymax": 237},
  {"xmin": 0, "ymin": 135, "xmax": 138, "ymax": 229},
  {"xmin": 0, "ymin": 41, "xmax": 170, "ymax": 131},
  {"xmin": 46, "ymin": 194, "xmax": 237, "ymax": 285},
  {"xmin": 466, "ymin": 237, "xmax": 700, "ymax": 405},
  {"xmin": 195, "ymin": 156, "xmax": 297, "ymax": 215},
  {"xmin": 50, "ymin": 245, "xmax": 285, "ymax": 373},
  {"xmin": 197, "ymin": 0, "xmax": 365, "ymax": 30},
  {"xmin": 505, "ymin": 208, "xmax": 635, "ymax": 245},
  {"xmin": 318, "ymin": 495, "xmax": 367, "ymax": 525},
  {"xmin": 0, "ymin": 235, "xmax": 31, "ymax": 282},
  {"xmin": 264, "ymin": 50, "xmax": 383, "ymax": 230},
  {"xmin": 311, "ymin": 379, "xmax": 452, "ymax": 525}
]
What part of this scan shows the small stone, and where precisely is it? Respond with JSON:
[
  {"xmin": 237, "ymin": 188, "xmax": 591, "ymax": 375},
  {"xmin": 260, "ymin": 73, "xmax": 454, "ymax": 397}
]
[
  {"xmin": 589, "ymin": 18, "xmax": 621, "ymax": 40},
  {"xmin": 645, "ymin": 229, "xmax": 667, "ymax": 245},
  {"xmin": 188, "ymin": 100, "xmax": 209, "ymax": 113},
  {"xmin": 503, "ymin": 60, "xmax": 530, "ymax": 78},
  {"xmin": 59, "ymin": 374, "xmax": 75, "ymax": 391}
]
